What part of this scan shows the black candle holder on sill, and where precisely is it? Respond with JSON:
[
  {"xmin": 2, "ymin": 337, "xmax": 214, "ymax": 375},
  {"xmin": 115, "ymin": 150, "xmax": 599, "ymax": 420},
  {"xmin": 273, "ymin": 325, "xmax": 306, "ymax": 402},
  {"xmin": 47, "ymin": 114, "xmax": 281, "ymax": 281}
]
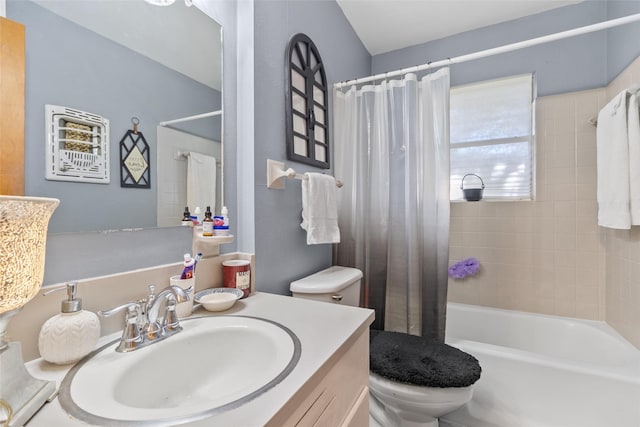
[{"xmin": 460, "ymin": 174, "xmax": 484, "ymax": 202}]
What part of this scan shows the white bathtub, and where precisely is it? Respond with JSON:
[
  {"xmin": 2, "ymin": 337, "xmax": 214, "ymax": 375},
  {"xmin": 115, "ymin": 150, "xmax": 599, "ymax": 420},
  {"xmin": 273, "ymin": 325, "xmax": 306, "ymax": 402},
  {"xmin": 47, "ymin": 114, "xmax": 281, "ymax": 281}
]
[{"xmin": 441, "ymin": 303, "xmax": 640, "ymax": 427}]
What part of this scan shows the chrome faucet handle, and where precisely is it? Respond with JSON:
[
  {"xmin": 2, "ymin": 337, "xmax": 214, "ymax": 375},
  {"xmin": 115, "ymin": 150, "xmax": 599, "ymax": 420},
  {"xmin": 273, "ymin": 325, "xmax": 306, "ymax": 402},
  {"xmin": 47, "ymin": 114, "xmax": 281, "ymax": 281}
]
[
  {"xmin": 99, "ymin": 301, "xmax": 141, "ymax": 318},
  {"xmin": 98, "ymin": 303, "xmax": 143, "ymax": 353},
  {"xmin": 118, "ymin": 306, "xmax": 144, "ymax": 352},
  {"xmin": 163, "ymin": 298, "xmax": 181, "ymax": 333},
  {"xmin": 146, "ymin": 284, "xmax": 157, "ymax": 307}
]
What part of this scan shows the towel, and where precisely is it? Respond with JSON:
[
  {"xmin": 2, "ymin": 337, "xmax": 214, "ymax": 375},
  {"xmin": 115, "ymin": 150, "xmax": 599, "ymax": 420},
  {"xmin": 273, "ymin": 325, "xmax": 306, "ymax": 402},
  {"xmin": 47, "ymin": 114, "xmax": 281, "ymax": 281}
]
[
  {"xmin": 187, "ymin": 152, "xmax": 216, "ymax": 215},
  {"xmin": 629, "ymin": 92, "xmax": 640, "ymax": 224},
  {"xmin": 596, "ymin": 89, "xmax": 635, "ymax": 229},
  {"xmin": 301, "ymin": 173, "xmax": 340, "ymax": 244}
]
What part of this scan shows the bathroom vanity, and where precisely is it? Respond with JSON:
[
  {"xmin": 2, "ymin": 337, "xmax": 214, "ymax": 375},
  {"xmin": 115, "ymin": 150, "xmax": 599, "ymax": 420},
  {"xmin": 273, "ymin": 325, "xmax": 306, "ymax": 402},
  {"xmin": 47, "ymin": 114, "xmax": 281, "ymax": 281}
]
[{"xmin": 24, "ymin": 292, "xmax": 374, "ymax": 426}]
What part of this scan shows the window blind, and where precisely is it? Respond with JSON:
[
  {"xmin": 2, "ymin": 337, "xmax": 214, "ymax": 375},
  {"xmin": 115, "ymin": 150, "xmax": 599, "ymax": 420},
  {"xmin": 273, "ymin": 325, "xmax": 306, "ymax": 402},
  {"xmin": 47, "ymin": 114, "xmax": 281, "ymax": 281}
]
[{"xmin": 450, "ymin": 74, "xmax": 535, "ymax": 201}]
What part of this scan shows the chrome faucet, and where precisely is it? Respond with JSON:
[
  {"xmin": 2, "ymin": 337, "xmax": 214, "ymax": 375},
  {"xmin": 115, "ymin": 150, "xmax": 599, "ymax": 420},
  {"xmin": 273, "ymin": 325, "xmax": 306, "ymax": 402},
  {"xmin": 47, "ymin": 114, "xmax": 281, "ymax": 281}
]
[{"xmin": 99, "ymin": 284, "xmax": 192, "ymax": 353}]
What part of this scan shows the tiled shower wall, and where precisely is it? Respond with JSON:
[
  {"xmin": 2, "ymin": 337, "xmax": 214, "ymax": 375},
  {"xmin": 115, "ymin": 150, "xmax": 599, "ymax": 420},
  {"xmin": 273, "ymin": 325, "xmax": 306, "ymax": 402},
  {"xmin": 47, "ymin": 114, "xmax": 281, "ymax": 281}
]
[
  {"xmin": 602, "ymin": 57, "xmax": 640, "ymax": 348},
  {"xmin": 448, "ymin": 82, "xmax": 608, "ymax": 321},
  {"xmin": 449, "ymin": 56, "xmax": 640, "ymax": 348}
]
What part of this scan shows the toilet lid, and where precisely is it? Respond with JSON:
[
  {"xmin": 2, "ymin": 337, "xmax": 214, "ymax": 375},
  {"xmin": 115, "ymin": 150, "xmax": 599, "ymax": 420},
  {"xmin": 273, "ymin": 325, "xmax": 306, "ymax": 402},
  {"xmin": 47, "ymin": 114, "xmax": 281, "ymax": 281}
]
[{"xmin": 369, "ymin": 329, "xmax": 481, "ymax": 388}]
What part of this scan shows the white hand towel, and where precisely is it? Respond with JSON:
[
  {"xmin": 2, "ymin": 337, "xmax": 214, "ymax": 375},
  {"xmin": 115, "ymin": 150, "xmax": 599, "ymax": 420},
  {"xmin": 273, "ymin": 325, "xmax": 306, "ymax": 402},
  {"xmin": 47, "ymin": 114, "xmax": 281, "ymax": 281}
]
[
  {"xmin": 597, "ymin": 90, "xmax": 631, "ymax": 229},
  {"xmin": 301, "ymin": 173, "xmax": 340, "ymax": 245},
  {"xmin": 187, "ymin": 152, "xmax": 217, "ymax": 214},
  {"xmin": 629, "ymin": 91, "xmax": 640, "ymax": 224}
]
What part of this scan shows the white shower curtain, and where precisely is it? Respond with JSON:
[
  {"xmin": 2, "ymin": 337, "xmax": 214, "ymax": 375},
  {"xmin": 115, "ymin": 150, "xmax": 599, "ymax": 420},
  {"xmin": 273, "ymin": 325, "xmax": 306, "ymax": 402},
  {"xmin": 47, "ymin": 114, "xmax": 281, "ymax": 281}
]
[{"xmin": 334, "ymin": 68, "xmax": 450, "ymax": 339}]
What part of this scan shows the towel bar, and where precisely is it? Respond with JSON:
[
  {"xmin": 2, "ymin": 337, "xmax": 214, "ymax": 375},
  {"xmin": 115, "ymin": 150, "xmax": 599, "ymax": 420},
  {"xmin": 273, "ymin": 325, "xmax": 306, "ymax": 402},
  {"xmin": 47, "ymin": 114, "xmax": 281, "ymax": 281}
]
[
  {"xmin": 267, "ymin": 159, "xmax": 343, "ymax": 190},
  {"xmin": 173, "ymin": 151, "xmax": 221, "ymax": 166}
]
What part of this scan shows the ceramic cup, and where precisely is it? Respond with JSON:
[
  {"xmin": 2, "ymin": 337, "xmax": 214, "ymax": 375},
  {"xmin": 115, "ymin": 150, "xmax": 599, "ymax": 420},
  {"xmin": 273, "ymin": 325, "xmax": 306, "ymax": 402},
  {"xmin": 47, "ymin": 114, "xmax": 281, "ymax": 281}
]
[{"xmin": 169, "ymin": 275, "xmax": 195, "ymax": 318}]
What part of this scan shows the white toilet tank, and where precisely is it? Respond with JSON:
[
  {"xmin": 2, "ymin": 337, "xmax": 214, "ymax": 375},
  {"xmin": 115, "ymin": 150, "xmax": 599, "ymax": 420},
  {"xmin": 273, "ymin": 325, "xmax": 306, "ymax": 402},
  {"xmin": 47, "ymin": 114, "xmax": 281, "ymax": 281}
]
[{"xmin": 290, "ymin": 266, "xmax": 362, "ymax": 306}]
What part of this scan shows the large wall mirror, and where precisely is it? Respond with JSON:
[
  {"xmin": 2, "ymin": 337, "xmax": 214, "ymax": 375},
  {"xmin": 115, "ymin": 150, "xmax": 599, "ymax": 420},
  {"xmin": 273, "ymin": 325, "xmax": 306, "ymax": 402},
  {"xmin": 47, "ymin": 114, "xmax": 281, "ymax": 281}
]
[{"xmin": 7, "ymin": 0, "xmax": 222, "ymax": 233}]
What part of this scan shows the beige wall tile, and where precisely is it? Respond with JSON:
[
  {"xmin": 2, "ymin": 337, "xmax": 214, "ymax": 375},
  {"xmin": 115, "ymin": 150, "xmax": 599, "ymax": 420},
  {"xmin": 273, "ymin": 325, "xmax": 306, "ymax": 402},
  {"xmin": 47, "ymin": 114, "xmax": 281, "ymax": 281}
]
[
  {"xmin": 449, "ymin": 88, "xmax": 604, "ymax": 321},
  {"xmin": 447, "ymin": 61, "xmax": 640, "ymax": 350}
]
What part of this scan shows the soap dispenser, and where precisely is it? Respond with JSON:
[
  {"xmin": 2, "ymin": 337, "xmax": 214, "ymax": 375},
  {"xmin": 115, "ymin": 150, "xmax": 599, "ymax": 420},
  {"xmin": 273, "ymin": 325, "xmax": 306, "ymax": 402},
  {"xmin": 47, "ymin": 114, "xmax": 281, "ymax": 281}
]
[{"xmin": 38, "ymin": 282, "xmax": 101, "ymax": 365}]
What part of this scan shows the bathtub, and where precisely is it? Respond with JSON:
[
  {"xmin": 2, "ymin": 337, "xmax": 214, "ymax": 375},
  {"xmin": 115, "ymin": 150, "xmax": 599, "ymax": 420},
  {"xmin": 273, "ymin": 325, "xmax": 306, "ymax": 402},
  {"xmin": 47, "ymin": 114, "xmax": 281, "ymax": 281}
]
[{"xmin": 441, "ymin": 303, "xmax": 640, "ymax": 427}]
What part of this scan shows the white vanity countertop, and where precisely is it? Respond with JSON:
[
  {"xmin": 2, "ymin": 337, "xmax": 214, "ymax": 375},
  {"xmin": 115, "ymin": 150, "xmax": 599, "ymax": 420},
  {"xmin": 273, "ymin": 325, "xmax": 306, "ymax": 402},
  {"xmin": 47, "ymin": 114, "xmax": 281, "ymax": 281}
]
[{"xmin": 25, "ymin": 291, "xmax": 374, "ymax": 426}]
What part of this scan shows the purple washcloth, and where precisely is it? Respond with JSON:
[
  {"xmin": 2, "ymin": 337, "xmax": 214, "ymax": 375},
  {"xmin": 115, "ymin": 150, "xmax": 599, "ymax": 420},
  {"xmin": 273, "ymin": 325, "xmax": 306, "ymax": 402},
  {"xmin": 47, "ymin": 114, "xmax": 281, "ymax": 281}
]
[{"xmin": 448, "ymin": 257, "xmax": 480, "ymax": 279}]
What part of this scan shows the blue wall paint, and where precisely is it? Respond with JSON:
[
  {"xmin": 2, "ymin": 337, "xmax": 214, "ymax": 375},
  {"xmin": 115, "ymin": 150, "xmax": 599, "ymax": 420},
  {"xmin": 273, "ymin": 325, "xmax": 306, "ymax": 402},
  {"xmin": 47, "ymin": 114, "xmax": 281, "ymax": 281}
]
[
  {"xmin": 606, "ymin": 0, "xmax": 640, "ymax": 82},
  {"xmin": 43, "ymin": 227, "xmax": 193, "ymax": 285},
  {"xmin": 253, "ymin": 0, "xmax": 370, "ymax": 295},
  {"xmin": 9, "ymin": 1, "xmax": 221, "ymax": 233},
  {"xmin": 372, "ymin": 1, "xmax": 609, "ymax": 96}
]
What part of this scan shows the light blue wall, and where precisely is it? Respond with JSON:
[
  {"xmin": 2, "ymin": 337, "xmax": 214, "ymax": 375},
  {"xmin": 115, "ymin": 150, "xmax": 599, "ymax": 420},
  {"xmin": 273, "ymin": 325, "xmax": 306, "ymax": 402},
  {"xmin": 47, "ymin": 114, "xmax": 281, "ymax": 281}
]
[
  {"xmin": 9, "ymin": 0, "xmax": 221, "ymax": 233},
  {"xmin": 372, "ymin": 1, "xmax": 640, "ymax": 96},
  {"xmin": 606, "ymin": 0, "xmax": 640, "ymax": 82},
  {"xmin": 372, "ymin": 1, "xmax": 609, "ymax": 96},
  {"xmin": 252, "ymin": 0, "xmax": 370, "ymax": 295}
]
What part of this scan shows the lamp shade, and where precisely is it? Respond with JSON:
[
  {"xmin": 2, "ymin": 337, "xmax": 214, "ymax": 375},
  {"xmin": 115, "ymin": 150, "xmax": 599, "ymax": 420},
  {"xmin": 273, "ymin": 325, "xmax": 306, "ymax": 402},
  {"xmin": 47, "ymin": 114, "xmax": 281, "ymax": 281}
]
[{"xmin": 0, "ymin": 196, "xmax": 59, "ymax": 314}]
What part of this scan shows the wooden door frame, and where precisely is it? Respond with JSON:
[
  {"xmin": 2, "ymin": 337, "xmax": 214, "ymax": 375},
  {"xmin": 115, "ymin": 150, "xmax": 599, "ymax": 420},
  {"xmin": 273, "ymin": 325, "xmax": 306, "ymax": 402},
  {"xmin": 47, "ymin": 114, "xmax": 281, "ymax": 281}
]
[{"xmin": 0, "ymin": 16, "xmax": 25, "ymax": 196}]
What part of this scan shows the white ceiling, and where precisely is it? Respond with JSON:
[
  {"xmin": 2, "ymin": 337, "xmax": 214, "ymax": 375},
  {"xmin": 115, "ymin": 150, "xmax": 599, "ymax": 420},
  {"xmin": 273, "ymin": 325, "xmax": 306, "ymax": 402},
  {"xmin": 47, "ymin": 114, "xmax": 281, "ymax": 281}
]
[{"xmin": 336, "ymin": 0, "xmax": 584, "ymax": 55}]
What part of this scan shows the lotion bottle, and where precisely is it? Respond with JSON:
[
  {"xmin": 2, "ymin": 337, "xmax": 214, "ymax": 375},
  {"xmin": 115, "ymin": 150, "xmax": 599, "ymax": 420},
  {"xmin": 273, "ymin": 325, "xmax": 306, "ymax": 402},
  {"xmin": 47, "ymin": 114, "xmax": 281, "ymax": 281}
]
[
  {"xmin": 221, "ymin": 206, "xmax": 229, "ymax": 227},
  {"xmin": 38, "ymin": 283, "xmax": 101, "ymax": 365}
]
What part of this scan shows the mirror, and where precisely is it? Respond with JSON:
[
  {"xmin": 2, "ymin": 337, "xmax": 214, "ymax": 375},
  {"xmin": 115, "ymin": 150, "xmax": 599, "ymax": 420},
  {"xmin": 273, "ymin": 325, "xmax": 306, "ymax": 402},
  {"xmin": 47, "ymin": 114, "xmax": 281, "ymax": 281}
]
[{"xmin": 8, "ymin": 0, "xmax": 222, "ymax": 233}]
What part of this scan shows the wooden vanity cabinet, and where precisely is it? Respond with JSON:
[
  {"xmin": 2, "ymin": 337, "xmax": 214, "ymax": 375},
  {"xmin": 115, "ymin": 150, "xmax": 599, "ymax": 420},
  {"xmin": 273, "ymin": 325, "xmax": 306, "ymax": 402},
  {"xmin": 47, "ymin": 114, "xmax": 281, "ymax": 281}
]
[{"xmin": 267, "ymin": 326, "xmax": 370, "ymax": 427}]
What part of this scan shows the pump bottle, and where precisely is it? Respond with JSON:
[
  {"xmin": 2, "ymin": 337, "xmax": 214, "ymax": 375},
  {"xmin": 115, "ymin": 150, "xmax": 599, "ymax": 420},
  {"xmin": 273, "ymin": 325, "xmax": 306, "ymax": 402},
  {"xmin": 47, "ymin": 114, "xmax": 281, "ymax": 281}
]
[{"xmin": 38, "ymin": 283, "xmax": 101, "ymax": 365}]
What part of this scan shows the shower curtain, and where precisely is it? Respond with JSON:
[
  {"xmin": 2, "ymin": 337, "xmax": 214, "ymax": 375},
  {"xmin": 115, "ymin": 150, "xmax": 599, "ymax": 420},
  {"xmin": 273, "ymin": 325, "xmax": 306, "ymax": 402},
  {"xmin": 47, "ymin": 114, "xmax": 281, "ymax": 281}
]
[{"xmin": 334, "ymin": 68, "xmax": 450, "ymax": 340}]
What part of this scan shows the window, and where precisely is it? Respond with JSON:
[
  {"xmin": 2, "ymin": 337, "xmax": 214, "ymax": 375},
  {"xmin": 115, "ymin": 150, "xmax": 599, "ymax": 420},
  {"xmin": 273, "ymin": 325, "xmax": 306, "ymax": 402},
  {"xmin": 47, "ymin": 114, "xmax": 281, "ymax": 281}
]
[
  {"xmin": 450, "ymin": 74, "xmax": 535, "ymax": 201},
  {"xmin": 285, "ymin": 33, "xmax": 330, "ymax": 169}
]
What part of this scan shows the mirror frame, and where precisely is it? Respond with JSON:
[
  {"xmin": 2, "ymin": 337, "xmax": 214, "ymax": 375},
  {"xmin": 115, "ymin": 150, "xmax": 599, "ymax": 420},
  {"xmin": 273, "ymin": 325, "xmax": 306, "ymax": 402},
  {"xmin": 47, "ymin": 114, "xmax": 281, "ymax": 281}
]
[{"xmin": 0, "ymin": 16, "xmax": 25, "ymax": 196}]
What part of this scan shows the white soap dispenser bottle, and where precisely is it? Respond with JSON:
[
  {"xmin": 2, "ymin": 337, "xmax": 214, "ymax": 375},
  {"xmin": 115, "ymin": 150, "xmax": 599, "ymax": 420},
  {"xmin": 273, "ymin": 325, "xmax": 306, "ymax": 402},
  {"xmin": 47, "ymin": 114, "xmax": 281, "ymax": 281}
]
[{"xmin": 38, "ymin": 282, "xmax": 101, "ymax": 365}]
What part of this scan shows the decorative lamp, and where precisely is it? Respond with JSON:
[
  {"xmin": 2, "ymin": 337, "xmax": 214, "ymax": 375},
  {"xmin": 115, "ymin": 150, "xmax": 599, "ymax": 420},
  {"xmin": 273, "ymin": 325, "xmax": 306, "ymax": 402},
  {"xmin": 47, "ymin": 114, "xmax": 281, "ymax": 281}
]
[{"xmin": 0, "ymin": 196, "xmax": 59, "ymax": 427}]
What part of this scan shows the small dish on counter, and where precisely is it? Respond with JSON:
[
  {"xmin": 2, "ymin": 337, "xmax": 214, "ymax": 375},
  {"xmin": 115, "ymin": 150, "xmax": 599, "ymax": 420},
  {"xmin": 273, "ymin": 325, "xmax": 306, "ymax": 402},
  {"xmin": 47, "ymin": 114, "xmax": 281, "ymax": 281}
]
[{"xmin": 195, "ymin": 288, "xmax": 243, "ymax": 312}]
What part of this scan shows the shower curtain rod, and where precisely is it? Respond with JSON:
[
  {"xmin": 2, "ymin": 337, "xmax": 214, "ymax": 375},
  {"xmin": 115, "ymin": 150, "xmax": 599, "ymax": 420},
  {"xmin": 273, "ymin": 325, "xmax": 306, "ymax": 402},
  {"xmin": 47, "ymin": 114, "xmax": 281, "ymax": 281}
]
[
  {"xmin": 159, "ymin": 110, "xmax": 222, "ymax": 127},
  {"xmin": 334, "ymin": 13, "xmax": 640, "ymax": 89}
]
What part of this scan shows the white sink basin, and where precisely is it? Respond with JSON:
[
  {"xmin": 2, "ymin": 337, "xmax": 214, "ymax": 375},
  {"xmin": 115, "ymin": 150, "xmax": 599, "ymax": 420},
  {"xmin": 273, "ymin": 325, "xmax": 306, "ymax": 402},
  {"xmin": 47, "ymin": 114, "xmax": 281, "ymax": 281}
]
[{"xmin": 58, "ymin": 315, "xmax": 300, "ymax": 425}]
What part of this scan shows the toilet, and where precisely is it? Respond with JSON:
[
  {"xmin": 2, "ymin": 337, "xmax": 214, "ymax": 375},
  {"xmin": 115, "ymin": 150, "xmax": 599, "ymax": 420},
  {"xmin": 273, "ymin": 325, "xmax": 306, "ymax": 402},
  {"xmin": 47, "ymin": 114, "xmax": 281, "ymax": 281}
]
[
  {"xmin": 290, "ymin": 265, "xmax": 362, "ymax": 305},
  {"xmin": 290, "ymin": 266, "xmax": 481, "ymax": 427}
]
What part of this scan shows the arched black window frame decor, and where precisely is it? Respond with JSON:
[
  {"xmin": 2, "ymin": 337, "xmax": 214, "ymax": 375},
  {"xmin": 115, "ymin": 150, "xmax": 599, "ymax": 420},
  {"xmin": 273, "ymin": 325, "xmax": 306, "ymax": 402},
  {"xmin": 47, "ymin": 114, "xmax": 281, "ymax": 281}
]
[{"xmin": 285, "ymin": 33, "xmax": 330, "ymax": 169}]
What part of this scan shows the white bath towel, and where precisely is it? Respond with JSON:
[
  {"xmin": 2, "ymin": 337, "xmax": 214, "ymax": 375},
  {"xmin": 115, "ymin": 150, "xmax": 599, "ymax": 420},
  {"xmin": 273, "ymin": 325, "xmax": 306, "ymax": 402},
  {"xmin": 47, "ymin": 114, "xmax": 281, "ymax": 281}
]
[
  {"xmin": 597, "ymin": 89, "xmax": 632, "ymax": 229},
  {"xmin": 187, "ymin": 152, "xmax": 216, "ymax": 215},
  {"xmin": 301, "ymin": 173, "xmax": 340, "ymax": 245},
  {"xmin": 628, "ymin": 91, "xmax": 640, "ymax": 224}
]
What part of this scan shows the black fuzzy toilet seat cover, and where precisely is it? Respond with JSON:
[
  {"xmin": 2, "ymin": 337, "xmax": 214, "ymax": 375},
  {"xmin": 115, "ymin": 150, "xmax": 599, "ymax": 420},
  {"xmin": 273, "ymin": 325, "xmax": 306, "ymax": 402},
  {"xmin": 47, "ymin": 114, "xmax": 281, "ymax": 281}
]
[{"xmin": 369, "ymin": 329, "xmax": 481, "ymax": 388}]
